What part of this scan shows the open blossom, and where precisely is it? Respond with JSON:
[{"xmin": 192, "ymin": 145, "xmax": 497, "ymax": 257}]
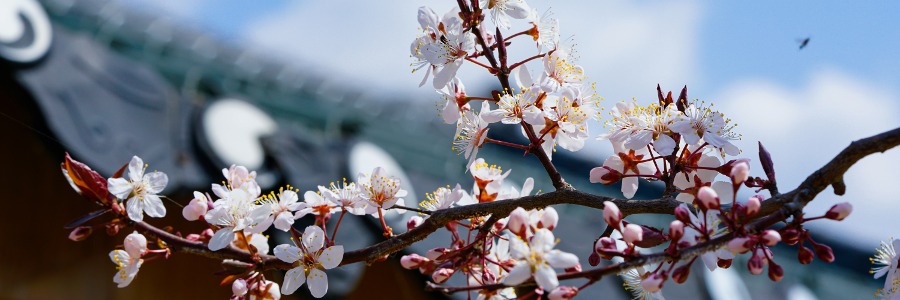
[
  {"xmin": 452, "ymin": 101, "xmax": 492, "ymax": 169},
  {"xmin": 109, "ymin": 232, "xmax": 146, "ymax": 288},
  {"xmin": 420, "ymin": 184, "xmax": 473, "ymax": 212},
  {"xmin": 672, "ymin": 148, "xmax": 722, "ymax": 204},
  {"xmin": 258, "ymin": 188, "xmax": 307, "ymax": 232},
  {"xmin": 482, "ymin": 0, "xmax": 531, "ymax": 29},
  {"xmin": 274, "ymin": 226, "xmax": 344, "ymax": 298},
  {"xmin": 204, "ymin": 188, "xmax": 272, "ymax": 251},
  {"xmin": 107, "ymin": 156, "xmax": 168, "ymax": 222},
  {"xmin": 502, "ymin": 228, "xmax": 579, "ymax": 291},
  {"xmin": 594, "ymin": 143, "xmax": 655, "ymax": 199},
  {"xmin": 470, "ymin": 158, "xmax": 511, "ymax": 202},
  {"xmin": 296, "ymin": 190, "xmax": 339, "ymax": 220},
  {"xmin": 539, "ymin": 87, "xmax": 590, "ymax": 153},
  {"xmin": 440, "ymin": 78, "xmax": 469, "ymax": 124},
  {"xmin": 621, "ymin": 267, "xmax": 665, "ymax": 300},
  {"xmin": 871, "ymin": 238, "xmax": 900, "ymax": 299},
  {"xmin": 358, "ymin": 167, "xmax": 408, "ymax": 216},
  {"xmin": 669, "ymin": 100, "xmax": 740, "ymax": 156},
  {"xmin": 248, "ymin": 280, "xmax": 281, "ymax": 300},
  {"xmin": 215, "ymin": 165, "xmax": 261, "ymax": 199},
  {"xmin": 411, "ymin": 6, "xmax": 476, "ymax": 89},
  {"xmin": 540, "ymin": 47, "xmax": 584, "ymax": 93},
  {"xmin": 320, "ymin": 180, "xmax": 372, "ymax": 216},
  {"xmin": 600, "ymin": 101, "xmax": 680, "ymax": 155},
  {"xmin": 527, "ymin": 8, "xmax": 559, "ymax": 50},
  {"xmin": 482, "ymin": 87, "xmax": 544, "ymax": 125}
]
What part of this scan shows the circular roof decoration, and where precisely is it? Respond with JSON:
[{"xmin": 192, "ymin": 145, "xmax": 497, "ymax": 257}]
[
  {"xmin": 201, "ymin": 98, "xmax": 278, "ymax": 171},
  {"xmin": 0, "ymin": 0, "xmax": 52, "ymax": 64}
]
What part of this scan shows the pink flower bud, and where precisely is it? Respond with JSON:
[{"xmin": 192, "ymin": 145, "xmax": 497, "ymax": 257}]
[
  {"xmin": 400, "ymin": 254, "xmax": 430, "ymax": 269},
  {"xmin": 407, "ymin": 216, "xmax": 424, "ymax": 231},
  {"xmin": 426, "ymin": 248, "xmax": 450, "ymax": 260},
  {"xmin": 590, "ymin": 166, "xmax": 622, "ymax": 185},
  {"xmin": 746, "ymin": 196, "xmax": 761, "ymax": 216},
  {"xmin": 717, "ymin": 259, "xmax": 733, "ymax": 269},
  {"xmin": 432, "ymin": 268, "xmax": 455, "ymax": 283},
  {"xmin": 730, "ymin": 161, "xmax": 750, "ymax": 184},
  {"xmin": 825, "ymin": 202, "xmax": 852, "ymax": 221},
  {"xmin": 200, "ymin": 228, "xmax": 215, "ymax": 239},
  {"xmin": 124, "ymin": 231, "xmax": 147, "ymax": 257},
  {"xmin": 641, "ymin": 273, "xmax": 665, "ymax": 293},
  {"xmin": 548, "ymin": 286, "xmax": 579, "ymax": 300},
  {"xmin": 747, "ymin": 253, "xmax": 765, "ymax": 275},
  {"xmin": 727, "ymin": 237, "xmax": 751, "ymax": 254},
  {"xmin": 232, "ymin": 279, "xmax": 248, "ymax": 297},
  {"xmin": 538, "ymin": 207, "xmax": 559, "ymax": 230},
  {"xmin": 507, "ymin": 207, "xmax": 529, "ymax": 236},
  {"xmin": 767, "ymin": 262, "xmax": 784, "ymax": 282},
  {"xmin": 182, "ymin": 191, "xmax": 208, "ymax": 221},
  {"xmin": 674, "ymin": 205, "xmax": 692, "ymax": 224},
  {"xmin": 565, "ymin": 263, "xmax": 582, "ymax": 273},
  {"xmin": 761, "ymin": 230, "xmax": 781, "ymax": 246},
  {"xmin": 623, "ymin": 224, "xmax": 643, "ymax": 245},
  {"xmin": 672, "ymin": 264, "xmax": 691, "ymax": 284},
  {"xmin": 668, "ymin": 220, "xmax": 685, "ymax": 242},
  {"xmin": 798, "ymin": 246, "xmax": 814, "ymax": 264},
  {"xmin": 68, "ymin": 226, "xmax": 93, "ymax": 242},
  {"xmin": 603, "ymin": 201, "xmax": 623, "ymax": 229},
  {"xmin": 813, "ymin": 243, "xmax": 834, "ymax": 263},
  {"xmin": 696, "ymin": 186, "xmax": 720, "ymax": 210},
  {"xmin": 594, "ymin": 237, "xmax": 619, "ymax": 260},
  {"xmin": 781, "ymin": 228, "xmax": 800, "ymax": 245}
]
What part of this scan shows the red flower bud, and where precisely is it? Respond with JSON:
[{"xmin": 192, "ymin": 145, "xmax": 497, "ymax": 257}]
[
  {"xmin": 432, "ymin": 268, "xmax": 455, "ymax": 283},
  {"xmin": 717, "ymin": 259, "xmax": 733, "ymax": 269},
  {"xmin": 588, "ymin": 251, "xmax": 601, "ymax": 267},
  {"xmin": 780, "ymin": 228, "xmax": 801, "ymax": 245},
  {"xmin": 669, "ymin": 220, "xmax": 685, "ymax": 242},
  {"xmin": 767, "ymin": 262, "xmax": 784, "ymax": 282},
  {"xmin": 825, "ymin": 202, "xmax": 852, "ymax": 221},
  {"xmin": 727, "ymin": 237, "xmax": 752, "ymax": 254},
  {"xmin": 407, "ymin": 216, "xmax": 424, "ymax": 231},
  {"xmin": 813, "ymin": 243, "xmax": 835, "ymax": 263},
  {"xmin": 565, "ymin": 263, "xmax": 582, "ymax": 273},
  {"xmin": 400, "ymin": 254, "xmax": 430, "ymax": 269},
  {"xmin": 507, "ymin": 207, "xmax": 529, "ymax": 237},
  {"xmin": 68, "ymin": 226, "xmax": 93, "ymax": 242},
  {"xmin": 674, "ymin": 205, "xmax": 692, "ymax": 224},
  {"xmin": 798, "ymin": 245, "xmax": 814, "ymax": 264},
  {"xmin": 590, "ymin": 166, "xmax": 622, "ymax": 185},
  {"xmin": 672, "ymin": 264, "xmax": 691, "ymax": 284},
  {"xmin": 603, "ymin": 201, "xmax": 623, "ymax": 230},
  {"xmin": 548, "ymin": 286, "xmax": 579, "ymax": 300},
  {"xmin": 748, "ymin": 253, "xmax": 765, "ymax": 275},
  {"xmin": 761, "ymin": 230, "xmax": 781, "ymax": 246}
]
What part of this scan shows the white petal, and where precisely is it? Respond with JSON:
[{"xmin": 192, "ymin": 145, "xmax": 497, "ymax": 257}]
[
  {"xmin": 653, "ymin": 134, "xmax": 677, "ymax": 155},
  {"xmin": 523, "ymin": 107, "xmax": 545, "ymax": 125},
  {"xmin": 126, "ymin": 197, "xmax": 144, "ymax": 222},
  {"xmin": 143, "ymin": 172, "xmax": 168, "ymax": 194},
  {"xmin": 107, "ymin": 178, "xmax": 133, "ymax": 200},
  {"xmin": 274, "ymin": 244, "xmax": 303, "ymax": 263},
  {"xmin": 142, "ymin": 195, "xmax": 166, "ymax": 218},
  {"xmin": 274, "ymin": 212, "xmax": 295, "ymax": 232},
  {"xmin": 481, "ymin": 109, "xmax": 506, "ymax": 123},
  {"xmin": 302, "ymin": 226, "xmax": 326, "ymax": 253},
  {"xmin": 208, "ymin": 228, "xmax": 235, "ymax": 251},
  {"xmin": 520, "ymin": 177, "xmax": 534, "ymax": 196},
  {"xmin": 127, "ymin": 156, "xmax": 144, "ymax": 182},
  {"xmin": 319, "ymin": 246, "xmax": 344, "ymax": 269},
  {"xmin": 534, "ymin": 264, "xmax": 559, "ymax": 290},
  {"xmin": 546, "ymin": 250, "xmax": 579, "ymax": 269},
  {"xmin": 624, "ymin": 130, "xmax": 653, "ymax": 150},
  {"xmin": 433, "ymin": 60, "xmax": 462, "ymax": 89},
  {"xmin": 701, "ymin": 252, "xmax": 718, "ymax": 272},
  {"xmin": 711, "ymin": 181, "xmax": 734, "ymax": 205},
  {"xmin": 515, "ymin": 64, "xmax": 533, "ymax": 88},
  {"xmin": 442, "ymin": 99, "xmax": 461, "ymax": 124},
  {"xmin": 307, "ymin": 269, "xmax": 329, "ymax": 298},
  {"xmin": 621, "ymin": 177, "xmax": 638, "ymax": 199},
  {"xmin": 281, "ymin": 267, "xmax": 306, "ymax": 295},
  {"xmin": 502, "ymin": 263, "xmax": 532, "ymax": 286}
]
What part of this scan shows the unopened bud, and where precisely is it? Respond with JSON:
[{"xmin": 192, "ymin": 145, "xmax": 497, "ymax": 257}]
[
  {"xmin": 407, "ymin": 216, "xmax": 424, "ymax": 231},
  {"xmin": 672, "ymin": 264, "xmax": 691, "ymax": 284},
  {"xmin": 182, "ymin": 191, "xmax": 209, "ymax": 221},
  {"xmin": 232, "ymin": 279, "xmax": 248, "ymax": 297},
  {"xmin": 668, "ymin": 221, "xmax": 685, "ymax": 242},
  {"xmin": 590, "ymin": 166, "xmax": 622, "ymax": 185},
  {"xmin": 730, "ymin": 161, "xmax": 750, "ymax": 184},
  {"xmin": 432, "ymin": 268, "xmax": 455, "ymax": 283},
  {"xmin": 565, "ymin": 263, "xmax": 582, "ymax": 273},
  {"xmin": 623, "ymin": 224, "xmax": 644, "ymax": 245},
  {"xmin": 825, "ymin": 202, "xmax": 852, "ymax": 221},
  {"xmin": 124, "ymin": 231, "xmax": 147, "ymax": 257},
  {"xmin": 748, "ymin": 253, "xmax": 765, "ymax": 275},
  {"xmin": 761, "ymin": 230, "xmax": 781, "ymax": 246},
  {"xmin": 780, "ymin": 228, "xmax": 800, "ymax": 245},
  {"xmin": 813, "ymin": 243, "xmax": 835, "ymax": 263},
  {"xmin": 538, "ymin": 207, "xmax": 559, "ymax": 230},
  {"xmin": 727, "ymin": 237, "xmax": 752, "ymax": 254},
  {"xmin": 105, "ymin": 223, "xmax": 120, "ymax": 236},
  {"xmin": 548, "ymin": 286, "xmax": 579, "ymax": 300},
  {"xmin": 767, "ymin": 262, "xmax": 784, "ymax": 282},
  {"xmin": 588, "ymin": 251, "xmax": 601, "ymax": 267},
  {"xmin": 696, "ymin": 186, "xmax": 720, "ymax": 210},
  {"xmin": 594, "ymin": 237, "xmax": 619, "ymax": 260},
  {"xmin": 602, "ymin": 201, "xmax": 623, "ymax": 230},
  {"xmin": 641, "ymin": 273, "xmax": 666, "ymax": 293},
  {"xmin": 674, "ymin": 204, "xmax": 692, "ymax": 224},
  {"xmin": 717, "ymin": 259, "xmax": 733, "ymax": 269},
  {"xmin": 746, "ymin": 196, "xmax": 761, "ymax": 216},
  {"xmin": 798, "ymin": 246, "xmax": 814, "ymax": 264},
  {"xmin": 507, "ymin": 207, "xmax": 529, "ymax": 236},
  {"xmin": 629, "ymin": 223, "xmax": 669, "ymax": 248},
  {"xmin": 400, "ymin": 254, "xmax": 430, "ymax": 269},
  {"xmin": 68, "ymin": 226, "xmax": 93, "ymax": 242}
]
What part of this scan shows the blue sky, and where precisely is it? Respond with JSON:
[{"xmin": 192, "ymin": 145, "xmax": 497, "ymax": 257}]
[{"xmin": 117, "ymin": 0, "xmax": 900, "ymax": 247}]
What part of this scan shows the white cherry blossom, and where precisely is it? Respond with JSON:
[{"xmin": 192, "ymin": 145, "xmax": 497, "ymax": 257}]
[
  {"xmin": 358, "ymin": 167, "xmax": 408, "ymax": 216},
  {"xmin": 107, "ymin": 156, "xmax": 168, "ymax": 222},
  {"xmin": 257, "ymin": 188, "xmax": 306, "ymax": 232},
  {"xmin": 204, "ymin": 188, "xmax": 272, "ymax": 251},
  {"xmin": 502, "ymin": 228, "xmax": 578, "ymax": 290},
  {"xmin": 440, "ymin": 78, "xmax": 469, "ymax": 124},
  {"xmin": 320, "ymin": 180, "xmax": 372, "ymax": 216},
  {"xmin": 109, "ymin": 232, "xmax": 146, "ymax": 288},
  {"xmin": 274, "ymin": 226, "xmax": 344, "ymax": 298},
  {"xmin": 482, "ymin": 87, "xmax": 544, "ymax": 125},
  {"xmin": 411, "ymin": 7, "xmax": 476, "ymax": 89},
  {"xmin": 482, "ymin": 0, "xmax": 531, "ymax": 30},
  {"xmin": 452, "ymin": 101, "xmax": 492, "ymax": 169},
  {"xmin": 527, "ymin": 8, "xmax": 559, "ymax": 50},
  {"xmin": 420, "ymin": 184, "xmax": 472, "ymax": 212},
  {"xmin": 540, "ymin": 48, "xmax": 584, "ymax": 92},
  {"xmin": 872, "ymin": 238, "xmax": 900, "ymax": 299},
  {"xmin": 669, "ymin": 101, "xmax": 740, "ymax": 156}
]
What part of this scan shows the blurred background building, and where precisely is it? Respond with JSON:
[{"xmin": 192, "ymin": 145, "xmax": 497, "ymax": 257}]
[{"xmin": 0, "ymin": 0, "xmax": 893, "ymax": 299}]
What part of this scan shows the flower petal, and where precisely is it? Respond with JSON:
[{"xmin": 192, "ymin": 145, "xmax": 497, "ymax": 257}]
[
  {"xmin": 274, "ymin": 244, "xmax": 303, "ymax": 263},
  {"xmin": 127, "ymin": 156, "xmax": 144, "ymax": 182},
  {"xmin": 502, "ymin": 263, "xmax": 532, "ymax": 286},
  {"xmin": 281, "ymin": 267, "xmax": 306, "ymax": 295},
  {"xmin": 302, "ymin": 226, "xmax": 326, "ymax": 253},
  {"xmin": 107, "ymin": 178, "xmax": 133, "ymax": 200},
  {"xmin": 142, "ymin": 194, "xmax": 166, "ymax": 218},
  {"xmin": 534, "ymin": 264, "xmax": 559, "ymax": 291},
  {"xmin": 546, "ymin": 250, "xmax": 579, "ymax": 269},
  {"xmin": 208, "ymin": 228, "xmax": 235, "ymax": 251},
  {"xmin": 319, "ymin": 246, "xmax": 344, "ymax": 270},
  {"xmin": 143, "ymin": 172, "xmax": 168, "ymax": 194},
  {"xmin": 307, "ymin": 268, "xmax": 329, "ymax": 298},
  {"xmin": 126, "ymin": 197, "xmax": 144, "ymax": 222}
]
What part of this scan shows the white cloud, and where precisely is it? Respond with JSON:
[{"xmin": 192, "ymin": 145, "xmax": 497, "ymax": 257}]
[{"xmin": 716, "ymin": 69, "xmax": 900, "ymax": 245}]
